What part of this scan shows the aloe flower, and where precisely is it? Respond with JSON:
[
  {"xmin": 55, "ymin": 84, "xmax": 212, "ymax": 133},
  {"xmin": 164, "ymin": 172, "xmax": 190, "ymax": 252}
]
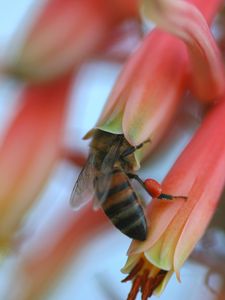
[
  {"xmin": 118, "ymin": 1, "xmax": 225, "ymax": 299},
  {"xmin": 93, "ymin": 29, "xmax": 187, "ymax": 151},
  {"xmin": 122, "ymin": 93, "xmax": 225, "ymax": 299},
  {"xmin": 2, "ymin": 0, "xmax": 138, "ymax": 82},
  {"xmin": 141, "ymin": 0, "xmax": 225, "ymax": 101},
  {"xmin": 90, "ymin": 0, "xmax": 223, "ymax": 160},
  {"xmin": 0, "ymin": 205, "xmax": 109, "ymax": 300},
  {"xmin": 0, "ymin": 0, "xmax": 224, "ymax": 299},
  {"xmin": 0, "ymin": 74, "xmax": 72, "ymax": 251}
]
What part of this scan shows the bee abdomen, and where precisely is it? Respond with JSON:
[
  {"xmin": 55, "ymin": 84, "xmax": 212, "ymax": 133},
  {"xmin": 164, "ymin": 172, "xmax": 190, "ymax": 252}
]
[
  {"xmin": 96, "ymin": 181, "xmax": 129, "ymax": 200},
  {"xmin": 103, "ymin": 191, "xmax": 147, "ymax": 241}
]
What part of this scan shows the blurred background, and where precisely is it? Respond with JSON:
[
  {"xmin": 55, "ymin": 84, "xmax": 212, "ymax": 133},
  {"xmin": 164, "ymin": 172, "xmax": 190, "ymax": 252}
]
[{"xmin": 0, "ymin": 1, "xmax": 224, "ymax": 299}]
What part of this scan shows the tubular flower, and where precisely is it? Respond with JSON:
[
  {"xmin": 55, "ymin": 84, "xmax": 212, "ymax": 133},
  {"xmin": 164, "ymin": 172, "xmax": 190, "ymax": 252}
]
[
  {"xmin": 91, "ymin": 0, "xmax": 221, "ymax": 155},
  {"xmin": 141, "ymin": 0, "xmax": 225, "ymax": 102},
  {"xmin": 94, "ymin": 30, "xmax": 188, "ymax": 149},
  {"xmin": 0, "ymin": 74, "xmax": 73, "ymax": 251},
  {"xmin": 0, "ymin": 205, "xmax": 109, "ymax": 300},
  {"xmin": 2, "ymin": 0, "xmax": 139, "ymax": 82},
  {"xmin": 122, "ymin": 96, "xmax": 225, "ymax": 299}
]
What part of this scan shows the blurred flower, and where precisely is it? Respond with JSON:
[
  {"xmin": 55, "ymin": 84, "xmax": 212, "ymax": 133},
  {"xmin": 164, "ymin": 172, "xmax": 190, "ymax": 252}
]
[
  {"xmin": 0, "ymin": 74, "xmax": 73, "ymax": 251},
  {"xmin": 217, "ymin": 6, "xmax": 225, "ymax": 58},
  {"xmin": 141, "ymin": 0, "xmax": 225, "ymax": 101},
  {"xmin": 2, "ymin": 0, "xmax": 139, "ymax": 82},
  {"xmin": 122, "ymin": 95, "xmax": 225, "ymax": 299},
  {"xmin": 0, "ymin": 204, "xmax": 109, "ymax": 300},
  {"xmin": 0, "ymin": 0, "xmax": 224, "ymax": 299},
  {"xmin": 98, "ymin": 21, "xmax": 142, "ymax": 63}
]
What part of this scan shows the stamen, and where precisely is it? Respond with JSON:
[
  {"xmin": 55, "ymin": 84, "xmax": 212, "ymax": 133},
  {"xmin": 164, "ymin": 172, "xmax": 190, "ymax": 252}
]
[
  {"xmin": 141, "ymin": 278, "xmax": 153, "ymax": 300},
  {"xmin": 142, "ymin": 270, "xmax": 168, "ymax": 299},
  {"xmin": 152, "ymin": 270, "xmax": 167, "ymax": 289},
  {"xmin": 122, "ymin": 258, "xmax": 144, "ymax": 282},
  {"xmin": 127, "ymin": 276, "xmax": 142, "ymax": 300},
  {"xmin": 141, "ymin": 269, "xmax": 150, "ymax": 293},
  {"xmin": 123, "ymin": 259, "xmax": 168, "ymax": 299}
]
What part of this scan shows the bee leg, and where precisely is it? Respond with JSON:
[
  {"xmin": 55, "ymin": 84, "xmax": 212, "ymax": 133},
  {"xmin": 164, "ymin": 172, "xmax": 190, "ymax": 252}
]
[
  {"xmin": 157, "ymin": 193, "xmax": 188, "ymax": 200},
  {"xmin": 144, "ymin": 178, "xmax": 188, "ymax": 200},
  {"xmin": 128, "ymin": 175, "xmax": 188, "ymax": 201},
  {"xmin": 120, "ymin": 140, "xmax": 150, "ymax": 158},
  {"xmin": 127, "ymin": 173, "xmax": 147, "ymax": 190}
]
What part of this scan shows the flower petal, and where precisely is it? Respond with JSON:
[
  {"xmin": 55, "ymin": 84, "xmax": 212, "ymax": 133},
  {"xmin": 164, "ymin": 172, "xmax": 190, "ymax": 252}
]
[
  {"xmin": 141, "ymin": 0, "xmax": 225, "ymax": 101},
  {"xmin": 0, "ymin": 204, "xmax": 109, "ymax": 299},
  {"xmin": 173, "ymin": 100, "xmax": 225, "ymax": 273},
  {"xmin": 0, "ymin": 74, "xmax": 73, "ymax": 249},
  {"xmin": 130, "ymin": 94, "xmax": 225, "ymax": 281},
  {"xmin": 4, "ymin": 0, "xmax": 139, "ymax": 82},
  {"xmin": 122, "ymin": 31, "xmax": 187, "ymax": 146},
  {"xmin": 153, "ymin": 270, "xmax": 173, "ymax": 295}
]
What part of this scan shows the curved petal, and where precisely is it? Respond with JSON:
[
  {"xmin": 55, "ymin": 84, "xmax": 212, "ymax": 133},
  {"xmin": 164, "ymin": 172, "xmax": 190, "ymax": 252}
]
[
  {"xmin": 173, "ymin": 102, "xmax": 225, "ymax": 272},
  {"xmin": 122, "ymin": 31, "xmax": 188, "ymax": 146},
  {"xmin": 141, "ymin": 0, "xmax": 225, "ymax": 101},
  {"xmin": 130, "ymin": 94, "xmax": 225, "ymax": 282},
  {"xmin": 0, "ymin": 204, "xmax": 109, "ymax": 300},
  {"xmin": 0, "ymin": 74, "xmax": 73, "ymax": 250},
  {"xmin": 4, "ymin": 0, "xmax": 139, "ymax": 82}
]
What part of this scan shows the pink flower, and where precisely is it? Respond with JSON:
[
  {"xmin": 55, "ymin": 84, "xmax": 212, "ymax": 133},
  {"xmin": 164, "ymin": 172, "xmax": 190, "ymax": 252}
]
[
  {"xmin": 1, "ymin": 205, "xmax": 109, "ymax": 300},
  {"xmin": 90, "ymin": 0, "xmax": 223, "ymax": 158},
  {"xmin": 0, "ymin": 74, "xmax": 73, "ymax": 250},
  {"xmin": 2, "ymin": 0, "xmax": 139, "ymax": 82},
  {"xmin": 122, "ymin": 89, "xmax": 225, "ymax": 300},
  {"xmin": 0, "ymin": 0, "xmax": 224, "ymax": 299},
  {"xmin": 140, "ymin": 0, "xmax": 225, "ymax": 101}
]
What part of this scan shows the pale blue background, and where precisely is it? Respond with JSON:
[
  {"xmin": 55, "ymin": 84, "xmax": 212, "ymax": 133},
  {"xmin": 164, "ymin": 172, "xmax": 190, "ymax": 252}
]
[{"xmin": 0, "ymin": 1, "xmax": 222, "ymax": 299}]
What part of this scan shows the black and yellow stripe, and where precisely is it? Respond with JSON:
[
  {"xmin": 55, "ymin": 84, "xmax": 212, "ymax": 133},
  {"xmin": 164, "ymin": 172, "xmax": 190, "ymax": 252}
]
[{"xmin": 96, "ymin": 169, "xmax": 147, "ymax": 241}]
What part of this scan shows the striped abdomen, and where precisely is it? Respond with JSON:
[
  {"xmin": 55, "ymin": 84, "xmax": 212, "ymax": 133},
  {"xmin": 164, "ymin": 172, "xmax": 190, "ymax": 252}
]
[{"xmin": 95, "ymin": 169, "xmax": 147, "ymax": 241}]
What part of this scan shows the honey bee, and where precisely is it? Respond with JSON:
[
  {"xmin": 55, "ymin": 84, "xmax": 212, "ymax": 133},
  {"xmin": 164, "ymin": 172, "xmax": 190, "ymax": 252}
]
[
  {"xmin": 70, "ymin": 129, "xmax": 149, "ymax": 241},
  {"xmin": 70, "ymin": 129, "xmax": 187, "ymax": 241}
]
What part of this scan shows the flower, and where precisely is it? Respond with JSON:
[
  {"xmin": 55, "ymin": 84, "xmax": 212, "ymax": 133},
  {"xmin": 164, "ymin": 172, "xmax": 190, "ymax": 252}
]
[
  {"xmin": 0, "ymin": 0, "xmax": 224, "ymax": 299},
  {"xmin": 122, "ymin": 94, "xmax": 225, "ymax": 299},
  {"xmin": 95, "ymin": 29, "xmax": 188, "ymax": 150},
  {"xmin": 2, "ymin": 0, "xmax": 139, "ymax": 82},
  {"xmin": 0, "ymin": 74, "xmax": 73, "ymax": 251},
  {"xmin": 88, "ymin": 0, "xmax": 223, "ymax": 163},
  {"xmin": 0, "ymin": 204, "xmax": 109, "ymax": 300},
  {"xmin": 141, "ymin": 0, "xmax": 225, "ymax": 101}
]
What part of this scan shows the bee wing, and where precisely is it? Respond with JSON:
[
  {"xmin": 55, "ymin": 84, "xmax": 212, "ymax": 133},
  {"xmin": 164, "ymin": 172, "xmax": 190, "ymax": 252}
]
[
  {"xmin": 100, "ymin": 134, "xmax": 123, "ymax": 173},
  {"xmin": 70, "ymin": 153, "xmax": 96, "ymax": 210},
  {"xmin": 93, "ymin": 137, "xmax": 123, "ymax": 210}
]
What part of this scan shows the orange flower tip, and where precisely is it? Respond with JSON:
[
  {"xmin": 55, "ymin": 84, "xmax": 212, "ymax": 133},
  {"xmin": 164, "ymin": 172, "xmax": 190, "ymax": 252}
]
[{"xmin": 123, "ymin": 258, "xmax": 168, "ymax": 300}]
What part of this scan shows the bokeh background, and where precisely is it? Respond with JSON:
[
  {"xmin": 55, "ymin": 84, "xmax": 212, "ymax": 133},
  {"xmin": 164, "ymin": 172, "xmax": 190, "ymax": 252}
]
[{"xmin": 0, "ymin": 1, "xmax": 224, "ymax": 299}]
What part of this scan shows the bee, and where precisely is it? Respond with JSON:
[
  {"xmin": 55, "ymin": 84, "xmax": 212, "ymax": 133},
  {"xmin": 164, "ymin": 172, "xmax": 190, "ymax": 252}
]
[
  {"xmin": 70, "ymin": 129, "xmax": 187, "ymax": 241},
  {"xmin": 70, "ymin": 129, "xmax": 150, "ymax": 240}
]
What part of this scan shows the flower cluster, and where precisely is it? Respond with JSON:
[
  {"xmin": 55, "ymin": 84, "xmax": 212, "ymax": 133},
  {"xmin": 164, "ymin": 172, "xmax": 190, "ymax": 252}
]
[{"xmin": 0, "ymin": 0, "xmax": 224, "ymax": 299}]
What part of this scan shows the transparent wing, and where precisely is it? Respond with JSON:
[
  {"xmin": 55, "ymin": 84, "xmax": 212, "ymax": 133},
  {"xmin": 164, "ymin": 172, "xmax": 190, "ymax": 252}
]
[
  {"xmin": 70, "ymin": 153, "xmax": 96, "ymax": 210},
  {"xmin": 101, "ymin": 135, "xmax": 123, "ymax": 173},
  {"xmin": 93, "ymin": 136, "xmax": 123, "ymax": 210}
]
